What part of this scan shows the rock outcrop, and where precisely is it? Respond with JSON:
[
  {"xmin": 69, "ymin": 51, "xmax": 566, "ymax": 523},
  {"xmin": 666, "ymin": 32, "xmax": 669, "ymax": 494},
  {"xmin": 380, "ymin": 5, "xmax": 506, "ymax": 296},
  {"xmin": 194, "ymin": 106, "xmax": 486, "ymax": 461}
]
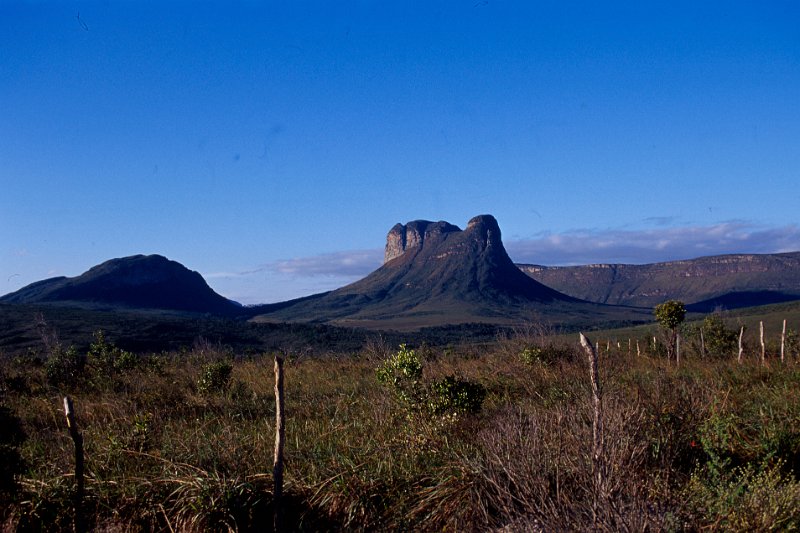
[
  {"xmin": 384, "ymin": 220, "xmax": 461, "ymax": 263},
  {"xmin": 253, "ymin": 214, "xmax": 641, "ymax": 329}
]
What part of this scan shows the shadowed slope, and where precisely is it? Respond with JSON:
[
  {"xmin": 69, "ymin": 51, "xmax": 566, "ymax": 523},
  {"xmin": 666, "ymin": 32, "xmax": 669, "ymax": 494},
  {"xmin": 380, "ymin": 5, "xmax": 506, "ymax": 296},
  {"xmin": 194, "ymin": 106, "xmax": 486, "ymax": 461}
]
[
  {"xmin": 254, "ymin": 215, "xmax": 646, "ymax": 329},
  {"xmin": 1, "ymin": 254, "xmax": 242, "ymax": 315}
]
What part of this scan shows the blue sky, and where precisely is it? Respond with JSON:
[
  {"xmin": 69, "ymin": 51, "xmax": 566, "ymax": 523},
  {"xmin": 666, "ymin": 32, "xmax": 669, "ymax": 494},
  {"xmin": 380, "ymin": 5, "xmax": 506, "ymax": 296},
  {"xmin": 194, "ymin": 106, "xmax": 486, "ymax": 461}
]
[{"xmin": 2, "ymin": 1, "xmax": 799, "ymax": 304}]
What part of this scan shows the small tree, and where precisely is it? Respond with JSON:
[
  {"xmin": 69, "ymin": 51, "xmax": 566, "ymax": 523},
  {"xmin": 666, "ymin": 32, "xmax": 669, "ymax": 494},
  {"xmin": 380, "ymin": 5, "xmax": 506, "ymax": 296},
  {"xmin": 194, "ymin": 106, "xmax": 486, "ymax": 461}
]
[
  {"xmin": 702, "ymin": 315, "xmax": 739, "ymax": 359},
  {"xmin": 654, "ymin": 300, "xmax": 686, "ymax": 361}
]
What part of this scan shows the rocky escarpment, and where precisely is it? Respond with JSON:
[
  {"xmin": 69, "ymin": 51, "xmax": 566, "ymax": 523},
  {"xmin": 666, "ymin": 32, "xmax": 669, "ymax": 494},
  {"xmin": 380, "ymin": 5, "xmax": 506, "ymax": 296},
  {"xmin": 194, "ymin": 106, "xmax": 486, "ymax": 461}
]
[
  {"xmin": 384, "ymin": 216, "xmax": 505, "ymax": 264},
  {"xmin": 518, "ymin": 252, "xmax": 800, "ymax": 308},
  {"xmin": 384, "ymin": 220, "xmax": 461, "ymax": 262}
]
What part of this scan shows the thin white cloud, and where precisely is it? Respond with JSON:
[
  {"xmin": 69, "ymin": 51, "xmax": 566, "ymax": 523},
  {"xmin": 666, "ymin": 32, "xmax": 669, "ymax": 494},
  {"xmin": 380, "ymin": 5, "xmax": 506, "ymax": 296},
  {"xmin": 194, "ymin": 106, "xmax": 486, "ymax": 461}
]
[
  {"xmin": 270, "ymin": 249, "xmax": 383, "ymax": 277},
  {"xmin": 206, "ymin": 250, "xmax": 384, "ymax": 281},
  {"xmin": 205, "ymin": 271, "xmax": 246, "ymax": 279},
  {"xmin": 506, "ymin": 222, "xmax": 800, "ymax": 266},
  {"xmin": 640, "ymin": 216, "xmax": 679, "ymax": 227},
  {"xmin": 204, "ymin": 251, "xmax": 385, "ymax": 304}
]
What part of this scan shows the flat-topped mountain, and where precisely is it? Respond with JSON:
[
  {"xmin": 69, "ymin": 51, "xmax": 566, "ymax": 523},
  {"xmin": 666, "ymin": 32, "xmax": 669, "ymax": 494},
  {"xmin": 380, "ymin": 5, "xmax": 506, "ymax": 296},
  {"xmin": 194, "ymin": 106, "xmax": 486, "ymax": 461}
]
[
  {"xmin": 379, "ymin": 215, "xmax": 575, "ymax": 304},
  {"xmin": 518, "ymin": 252, "xmax": 800, "ymax": 310},
  {"xmin": 253, "ymin": 215, "xmax": 645, "ymax": 329},
  {"xmin": 1, "ymin": 254, "xmax": 242, "ymax": 315}
]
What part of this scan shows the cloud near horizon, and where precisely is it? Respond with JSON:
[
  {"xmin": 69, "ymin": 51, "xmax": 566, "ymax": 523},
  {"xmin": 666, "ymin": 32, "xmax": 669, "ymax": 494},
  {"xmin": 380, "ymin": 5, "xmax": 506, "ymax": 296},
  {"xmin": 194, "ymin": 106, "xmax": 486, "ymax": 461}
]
[
  {"xmin": 270, "ymin": 249, "xmax": 385, "ymax": 277},
  {"xmin": 506, "ymin": 222, "xmax": 800, "ymax": 266},
  {"xmin": 250, "ymin": 222, "xmax": 800, "ymax": 279},
  {"xmin": 203, "ymin": 222, "xmax": 800, "ymax": 304},
  {"xmin": 204, "ymin": 250, "xmax": 384, "ymax": 304},
  {"xmin": 206, "ymin": 250, "xmax": 384, "ymax": 282}
]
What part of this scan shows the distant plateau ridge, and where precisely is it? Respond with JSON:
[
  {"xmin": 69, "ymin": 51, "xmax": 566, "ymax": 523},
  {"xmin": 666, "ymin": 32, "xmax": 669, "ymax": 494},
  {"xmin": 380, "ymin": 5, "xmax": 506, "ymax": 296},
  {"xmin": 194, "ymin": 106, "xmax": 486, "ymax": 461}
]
[{"xmin": 518, "ymin": 252, "xmax": 800, "ymax": 312}]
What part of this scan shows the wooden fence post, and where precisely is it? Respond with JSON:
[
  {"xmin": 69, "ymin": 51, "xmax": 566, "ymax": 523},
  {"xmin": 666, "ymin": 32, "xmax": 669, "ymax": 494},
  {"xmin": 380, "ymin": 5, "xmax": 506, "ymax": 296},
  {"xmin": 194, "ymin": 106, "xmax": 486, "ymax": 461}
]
[
  {"xmin": 273, "ymin": 355, "xmax": 285, "ymax": 532},
  {"xmin": 579, "ymin": 333, "xmax": 604, "ymax": 527},
  {"xmin": 760, "ymin": 321, "xmax": 766, "ymax": 365},
  {"xmin": 738, "ymin": 326, "xmax": 745, "ymax": 364},
  {"xmin": 781, "ymin": 319, "xmax": 787, "ymax": 364},
  {"xmin": 63, "ymin": 396, "xmax": 85, "ymax": 533},
  {"xmin": 636, "ymin": 340, "xmax": 641, "ymax": 358}
]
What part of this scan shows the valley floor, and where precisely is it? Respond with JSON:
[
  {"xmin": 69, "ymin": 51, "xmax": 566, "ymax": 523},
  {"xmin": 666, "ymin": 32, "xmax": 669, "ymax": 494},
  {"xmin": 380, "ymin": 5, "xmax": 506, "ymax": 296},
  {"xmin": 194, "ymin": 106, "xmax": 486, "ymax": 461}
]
[{"xmin": 2, "ymin": 324, "xmax": 800, "ymax": 531}]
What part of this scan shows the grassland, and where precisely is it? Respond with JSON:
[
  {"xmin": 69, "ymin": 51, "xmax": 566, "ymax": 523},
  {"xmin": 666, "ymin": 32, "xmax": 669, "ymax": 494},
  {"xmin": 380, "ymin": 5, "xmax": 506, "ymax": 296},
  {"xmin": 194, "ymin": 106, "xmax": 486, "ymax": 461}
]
[{"xmin": 2, "ymin": 311, "xmax": 800, "ymax": 531}]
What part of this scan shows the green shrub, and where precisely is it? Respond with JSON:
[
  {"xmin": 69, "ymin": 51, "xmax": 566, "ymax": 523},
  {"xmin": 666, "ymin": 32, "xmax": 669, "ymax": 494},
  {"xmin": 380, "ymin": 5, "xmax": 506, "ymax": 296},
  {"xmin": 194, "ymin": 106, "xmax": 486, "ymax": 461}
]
[
  {"xmin": 787, "ymin": 329, "xmax": 799, "ymax": 361},
  {"xmin": 113, "ymin": 350, "xmax": 139, "ymax": 372},
  {"xmin": 520, "ymin": 347, "xmax": 544, "ymax": 366},
  {"xmin": 376, "ymin": 344, "xmax": 424, "ymax": 408},
  {"xmin": 131, "ymin": 413, "xmax": 153, "ymax": 452},
  {"xmin": 428, "ymin": 376, "xmax": 486, "ymax": 416},
  {"xmin": 88, "ymin": 330, "xmax": 139, "ymax": 374},
  {"xmin": 44, "ymin": 345, "xmax": 85, "ymax": 387},
  {"xmin": 686, "ymin": 460, "xmax": 800, "ymax": 530},
  {"xmin": 378, "ymin": 345, "xmax": 485, "ymax": 418},
  {"xmin": 698, "ymin": 407, "xmax": 738, "ymax": 481},
  {"xmin": 519, "ymin": 344, "xmax": 570, "ymax": 366},
  {"xmin": 198, "ymin": 361, "xmax": 233, "ymax": 395},
  {"xmin": 701, "ymin": 315, "xmax": 739, "ymax": 359},
  {"xmin": 376, "ymin": 344, "xmax": 423, "ymax": 384}
]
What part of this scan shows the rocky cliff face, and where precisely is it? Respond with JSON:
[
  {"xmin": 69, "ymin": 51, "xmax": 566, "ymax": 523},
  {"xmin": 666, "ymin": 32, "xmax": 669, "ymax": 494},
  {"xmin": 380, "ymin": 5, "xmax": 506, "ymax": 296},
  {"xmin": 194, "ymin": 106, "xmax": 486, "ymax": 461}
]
[
  {"xmin": 383, "ymin": 215, "xmax": 504, "ymax": 263},
  {"xmin": 384, "ymin": 220, "xmax": 461, "ymax": 263},
  {"xmin": 518, "ymin": 252, "xmax": 800, "ymax": 308}
]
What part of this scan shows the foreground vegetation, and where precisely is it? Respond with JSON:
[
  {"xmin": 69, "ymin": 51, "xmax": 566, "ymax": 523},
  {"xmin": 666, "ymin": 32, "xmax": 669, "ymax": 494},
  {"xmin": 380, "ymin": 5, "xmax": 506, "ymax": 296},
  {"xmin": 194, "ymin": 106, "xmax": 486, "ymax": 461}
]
[{"xmin": 2, "ymin": 316, "xmax": 800, "ymax": 531}]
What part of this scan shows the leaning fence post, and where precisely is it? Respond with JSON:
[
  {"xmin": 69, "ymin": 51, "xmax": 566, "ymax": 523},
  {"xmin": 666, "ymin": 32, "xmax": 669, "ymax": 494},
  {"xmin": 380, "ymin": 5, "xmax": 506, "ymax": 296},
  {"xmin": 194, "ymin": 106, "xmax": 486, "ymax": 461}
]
[
  {"xmin": 63, "ymin": 396, "xmax": 85, "ymax": 533},
  {"xmin": 579, "ymin": 333, "xmax": 604, "ymax": 526},
  {"xmin": 273, "ymin": 355, "xmax": 286, "ymax": 532},
  {"xmin": 738, "ymin": 326, "xmax": 745, "ymax": 364},
  {"xmin": 760, "ymin": 321, "xmax": 766, "ymax": 365}
]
